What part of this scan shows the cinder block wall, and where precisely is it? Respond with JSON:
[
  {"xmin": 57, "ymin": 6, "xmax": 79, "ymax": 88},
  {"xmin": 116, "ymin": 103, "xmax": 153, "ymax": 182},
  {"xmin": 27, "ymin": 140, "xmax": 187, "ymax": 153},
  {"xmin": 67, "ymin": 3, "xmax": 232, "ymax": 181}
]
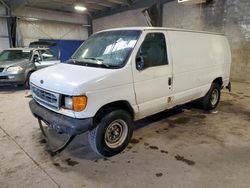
[
  {"xmin": 163, "ymin": 0, "xmax": 250, "ymax": 83},
  {"xmin": 93, "ymin": 0, "xmax": 250, "ymax": 82}
]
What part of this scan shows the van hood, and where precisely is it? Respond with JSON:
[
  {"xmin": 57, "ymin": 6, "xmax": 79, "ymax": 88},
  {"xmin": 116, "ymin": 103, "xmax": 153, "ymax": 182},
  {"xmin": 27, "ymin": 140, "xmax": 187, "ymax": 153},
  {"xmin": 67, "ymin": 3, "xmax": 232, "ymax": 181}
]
[
  {"xmin": 30, "ymin": 63, "xmax": 117, "ymax": 95},
  {"xmin": 0, "ymin": 59, "xmax": 29, "ymax": 68}
]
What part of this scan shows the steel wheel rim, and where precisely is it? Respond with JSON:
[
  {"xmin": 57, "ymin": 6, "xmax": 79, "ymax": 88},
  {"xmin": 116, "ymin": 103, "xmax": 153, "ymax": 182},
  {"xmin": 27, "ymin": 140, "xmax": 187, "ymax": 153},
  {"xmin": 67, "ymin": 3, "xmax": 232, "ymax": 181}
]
[
  {"xmin": 105, "ymin": 119, "xmax": 128, "ymax": 149},
  {"xmin": 210, "ymin": 89, "xmax": 219, "ymax": 106}
]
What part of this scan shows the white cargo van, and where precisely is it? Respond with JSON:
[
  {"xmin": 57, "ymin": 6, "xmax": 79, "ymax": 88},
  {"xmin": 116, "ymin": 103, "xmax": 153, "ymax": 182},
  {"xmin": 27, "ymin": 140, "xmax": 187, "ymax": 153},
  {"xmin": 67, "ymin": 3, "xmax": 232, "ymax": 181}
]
[{"xmin": 29, "ymin": 27, "xmax": 231, "ymax": 157}]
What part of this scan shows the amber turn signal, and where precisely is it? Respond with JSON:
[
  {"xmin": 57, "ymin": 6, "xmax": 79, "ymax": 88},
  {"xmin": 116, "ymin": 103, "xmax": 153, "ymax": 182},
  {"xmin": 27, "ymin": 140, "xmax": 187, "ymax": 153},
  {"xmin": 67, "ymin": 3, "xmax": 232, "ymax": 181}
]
[{"xmin": 72, "ymin": 96, "xmax": 87, "ymax": 112}]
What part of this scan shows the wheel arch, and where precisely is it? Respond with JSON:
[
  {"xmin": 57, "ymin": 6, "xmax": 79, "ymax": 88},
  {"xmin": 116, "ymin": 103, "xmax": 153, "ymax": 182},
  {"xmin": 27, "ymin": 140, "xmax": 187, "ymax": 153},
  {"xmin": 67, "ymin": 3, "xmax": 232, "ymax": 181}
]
[
  {"xmin": 93, "ymin": 100, "xmax": 135, "ymax": 125},
  {"xmin": 25, "ymin": 69, "xmax": 36, "ymax": 79},
  {"xmin": 212, "ymin": 77, "xmax": 223, "ymax": 88}
]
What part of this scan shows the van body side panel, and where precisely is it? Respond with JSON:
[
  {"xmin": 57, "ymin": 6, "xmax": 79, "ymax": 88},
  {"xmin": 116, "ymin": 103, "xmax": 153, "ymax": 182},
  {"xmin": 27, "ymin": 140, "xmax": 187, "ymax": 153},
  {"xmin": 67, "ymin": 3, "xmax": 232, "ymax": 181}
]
[{"xmin": 167, "ymin": 31, "xmax": 231, "ymax": 105}]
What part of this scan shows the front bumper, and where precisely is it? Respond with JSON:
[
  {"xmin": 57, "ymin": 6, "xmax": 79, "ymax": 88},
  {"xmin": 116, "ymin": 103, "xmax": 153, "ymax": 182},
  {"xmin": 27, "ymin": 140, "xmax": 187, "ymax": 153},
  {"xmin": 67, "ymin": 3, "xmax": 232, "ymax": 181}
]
[{"xmin": 29, "ymin": 100, "xmax": 93, "ymax": 136}]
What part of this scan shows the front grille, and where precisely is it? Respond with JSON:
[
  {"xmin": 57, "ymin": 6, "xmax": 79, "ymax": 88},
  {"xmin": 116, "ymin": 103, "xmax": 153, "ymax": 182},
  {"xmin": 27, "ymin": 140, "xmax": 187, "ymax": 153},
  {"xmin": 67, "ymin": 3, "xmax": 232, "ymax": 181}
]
[
  {"xmin": 31, "ymin": 85, "xmax": 60, "ymax": 109},
  {"xmin": 0, "ymin": 68, "xmax": 4, "ymax": 73},
  {"xmin": 0, "ymin": 76, "xmax": 8, "ymax": 80}
]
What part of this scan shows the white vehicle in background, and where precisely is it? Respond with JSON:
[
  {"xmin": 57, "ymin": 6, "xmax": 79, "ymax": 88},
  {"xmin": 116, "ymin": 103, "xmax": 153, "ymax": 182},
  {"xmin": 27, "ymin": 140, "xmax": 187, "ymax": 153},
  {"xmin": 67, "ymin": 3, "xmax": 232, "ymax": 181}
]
[{"xmin": 29, "ymin": 27, "xmax": 231, "ymax": 157}]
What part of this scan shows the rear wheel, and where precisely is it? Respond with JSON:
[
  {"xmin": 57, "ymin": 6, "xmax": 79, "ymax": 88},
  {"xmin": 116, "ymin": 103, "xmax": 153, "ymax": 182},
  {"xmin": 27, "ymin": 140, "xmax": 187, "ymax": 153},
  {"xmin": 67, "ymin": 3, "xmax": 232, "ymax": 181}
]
[
  {"xmin": 88, "ymin": 109, "xmax": 133, "ymax": 157},
  {"xmin": 200, "ymin": 83, "xmax": 221, "ymax": 110}
]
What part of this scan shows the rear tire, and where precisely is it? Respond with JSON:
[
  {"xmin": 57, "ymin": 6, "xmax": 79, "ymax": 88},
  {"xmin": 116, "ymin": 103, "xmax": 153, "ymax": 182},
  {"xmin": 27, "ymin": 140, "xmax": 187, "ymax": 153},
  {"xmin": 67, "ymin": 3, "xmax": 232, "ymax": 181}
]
[
  {"xmin": 88, "ymin": 109, "xmax": 133, "ymax": 157},
  {"xmin": 200, "ymin": 83, "xmax": 221, "ymax": 111}
]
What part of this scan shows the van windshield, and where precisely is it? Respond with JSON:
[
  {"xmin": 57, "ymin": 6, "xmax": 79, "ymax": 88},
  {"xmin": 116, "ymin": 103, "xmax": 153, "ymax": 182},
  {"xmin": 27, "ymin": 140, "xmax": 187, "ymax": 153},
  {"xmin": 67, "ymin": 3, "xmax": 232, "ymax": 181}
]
[
  {"xmin": 70, "ymin": 30, "xmax": 141, "ymax": 69},
  {"xmin": 0, "ymin": 50, "xmax": 31, "ymax": 62}
]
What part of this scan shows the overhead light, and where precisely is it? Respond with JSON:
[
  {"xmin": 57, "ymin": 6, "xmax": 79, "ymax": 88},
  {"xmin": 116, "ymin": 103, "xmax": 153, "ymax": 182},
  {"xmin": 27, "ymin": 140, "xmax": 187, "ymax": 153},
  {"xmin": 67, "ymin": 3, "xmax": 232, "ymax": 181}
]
[
  {"xmin": 74, "ymin": 5, "xmax": 87, "ymax": 12},
  {"xmin": 25, "ymin": 17, "xmax": 39, "ymax": 21}
]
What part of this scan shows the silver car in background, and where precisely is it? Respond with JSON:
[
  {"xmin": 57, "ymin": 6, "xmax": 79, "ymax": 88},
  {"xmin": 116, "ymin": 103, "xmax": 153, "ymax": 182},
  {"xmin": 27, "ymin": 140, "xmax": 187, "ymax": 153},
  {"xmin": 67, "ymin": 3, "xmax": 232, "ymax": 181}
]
[{"xmin": 0, "ymin": 48, "xmax": 60, "ymax": 87}]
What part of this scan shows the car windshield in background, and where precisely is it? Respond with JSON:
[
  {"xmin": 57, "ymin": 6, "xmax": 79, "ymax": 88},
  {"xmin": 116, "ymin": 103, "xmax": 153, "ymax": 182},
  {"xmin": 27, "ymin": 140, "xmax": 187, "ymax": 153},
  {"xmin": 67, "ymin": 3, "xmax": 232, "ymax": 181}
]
[
  {"xmin": 70, "ymin": 30, "xmax": 142, "ymax": 68},
  {"xmin": 0, "ymin": 50, "xmax": 31, "ymax": 62}
]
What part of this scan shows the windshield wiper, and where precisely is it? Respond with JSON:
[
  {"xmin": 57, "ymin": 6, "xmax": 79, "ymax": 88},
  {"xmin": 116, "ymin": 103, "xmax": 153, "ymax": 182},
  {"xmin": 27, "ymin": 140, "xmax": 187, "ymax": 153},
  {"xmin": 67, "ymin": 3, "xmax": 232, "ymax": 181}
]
[
  {"xmin": 67, "ymin": 58, "xmax": 116, "ymax": 69},
  {"xmin": 82, "ymin": 58, "xmax": 117, "ymax": 68},
  {"xmin": 84, "ymin": 57, "xmax": 104, "ymax": 62}
]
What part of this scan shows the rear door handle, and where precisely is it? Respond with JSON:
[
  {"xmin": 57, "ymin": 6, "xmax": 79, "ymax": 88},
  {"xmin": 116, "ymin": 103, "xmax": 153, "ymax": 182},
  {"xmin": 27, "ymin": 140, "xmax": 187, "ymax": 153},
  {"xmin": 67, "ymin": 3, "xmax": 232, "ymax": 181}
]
[{"xmin": 168, "ymin": 77, "xmax": 172, "ymax": 86}]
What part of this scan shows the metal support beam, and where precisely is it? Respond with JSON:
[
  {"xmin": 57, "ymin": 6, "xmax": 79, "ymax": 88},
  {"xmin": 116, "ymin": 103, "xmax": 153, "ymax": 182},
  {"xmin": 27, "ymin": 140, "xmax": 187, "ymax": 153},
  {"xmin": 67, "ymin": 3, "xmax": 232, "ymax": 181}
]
[
  {"xmin": 6, "ymin": 17, "xmax": 13, "ymax": 47},
  {"xmin": 0, "ymin": 0, "xmax": 13, "ymax": 47},
  {"xmin": 142, "ymin": 0, "xmax": 163, "ymax": 27},
  {"xmin": 157, "ymin": 1, "xmax": 163, "ymax": 27},
  {"xmin": 87, "ymin": 15, "xmax": 93, "ymax": 37},
  {"xmin": 93, "ymin": 0, "xmax": 173, "ymax": 19},
  {"xmin": 0, "ymin": 0, "xmax": 10, "ymax": 15}
]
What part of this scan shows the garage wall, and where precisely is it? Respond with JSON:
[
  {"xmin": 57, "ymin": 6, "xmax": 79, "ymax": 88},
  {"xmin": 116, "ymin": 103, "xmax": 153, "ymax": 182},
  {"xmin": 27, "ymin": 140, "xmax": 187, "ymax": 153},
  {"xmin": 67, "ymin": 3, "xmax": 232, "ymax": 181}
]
[
  {"xmin": 0, "ymin": 5, "xmax": 10, "ymax": 51},
  {"xmin": 93, "ymin": 0, "xmax": 250, "ymax": 83},
  {"xmin": 18, "ymin": 20, "xmax": 88, "ymax": 46},
  {"xmin": 163, "ymin": 0, "xmax": 250, "ymax": 83},
  {"xmin": 93, "ymin": 8, "xmax": 147, "ymax": 32},
  {"xmin": 14, "ymin": 7, "xmax": 88, "ymax": 47}
]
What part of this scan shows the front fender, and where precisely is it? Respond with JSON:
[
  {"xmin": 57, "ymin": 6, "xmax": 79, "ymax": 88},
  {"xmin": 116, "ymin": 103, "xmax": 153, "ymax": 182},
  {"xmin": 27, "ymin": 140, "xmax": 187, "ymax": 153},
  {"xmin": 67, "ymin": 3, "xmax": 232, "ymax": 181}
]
[
  {"xmin": 24, "ymin": 64, "xmax": 36, "ymax": 78},
  {"xmin": 73, "ymin": 84, "xmax": 138, "ymax": 119}
]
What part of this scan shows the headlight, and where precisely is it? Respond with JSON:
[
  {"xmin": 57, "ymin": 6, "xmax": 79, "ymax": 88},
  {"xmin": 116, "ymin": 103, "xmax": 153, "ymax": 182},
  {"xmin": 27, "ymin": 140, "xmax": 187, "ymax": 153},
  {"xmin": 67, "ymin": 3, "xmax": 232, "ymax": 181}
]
[
  {"xmin": 64, "ymin": 96, "xmax": 73, "ymax": 109},
  {"xmin": 63, "ymin": 96, "xmax": 87, "ymax": 112},
  {"xmin": 6, "ymin": 66, "xmax": 23, "ymax": 72}
]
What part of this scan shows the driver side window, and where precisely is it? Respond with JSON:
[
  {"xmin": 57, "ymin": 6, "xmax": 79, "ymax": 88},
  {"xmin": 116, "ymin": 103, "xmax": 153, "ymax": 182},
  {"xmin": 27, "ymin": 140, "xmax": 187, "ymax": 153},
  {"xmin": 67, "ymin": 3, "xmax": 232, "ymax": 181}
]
[
  {"xmin": 136, "ymin": 33, "xmax": 168, "ymax": 70},
  {"xmin": 40, "ymin": 49, "xmax": 57, "ymax": 61}
]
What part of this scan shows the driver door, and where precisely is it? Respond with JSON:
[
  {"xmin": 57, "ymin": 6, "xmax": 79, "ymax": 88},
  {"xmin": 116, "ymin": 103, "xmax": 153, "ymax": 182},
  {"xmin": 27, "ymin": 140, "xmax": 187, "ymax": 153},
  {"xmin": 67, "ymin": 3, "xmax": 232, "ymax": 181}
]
[
  {"xmin": 33, "ymin": 50, "xmax": 43, "ymax": 70},
  {"xmin": 132, "ymin": 31, "xmax": 173, "ymax": 119},
  {"xmin": 37, "ymin": 49, "xmax": 60, "ymax": 69}
]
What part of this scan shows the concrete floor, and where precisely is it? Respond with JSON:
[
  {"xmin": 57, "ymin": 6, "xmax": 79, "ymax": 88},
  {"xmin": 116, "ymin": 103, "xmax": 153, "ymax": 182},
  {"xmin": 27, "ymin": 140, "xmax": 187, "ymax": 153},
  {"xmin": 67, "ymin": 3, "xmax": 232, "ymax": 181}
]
[{"xmin": 0, "ymin": 82, "xmax": 250, "ymax": 188}]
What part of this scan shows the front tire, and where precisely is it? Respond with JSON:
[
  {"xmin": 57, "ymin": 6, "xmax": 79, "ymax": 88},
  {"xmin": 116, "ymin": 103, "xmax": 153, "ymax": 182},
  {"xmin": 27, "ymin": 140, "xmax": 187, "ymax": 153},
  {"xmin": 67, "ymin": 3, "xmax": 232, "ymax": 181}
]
[
  {"xmin": 88, "ymin": 109, "xmax": 133, "ymax": 157},
  {"xmin": 201, "ymin": 83, "xmax": 221, "ymax": 110},
  {"xmin": 25, "ymin": 72, "xmax": 32, "ymax": 89}
]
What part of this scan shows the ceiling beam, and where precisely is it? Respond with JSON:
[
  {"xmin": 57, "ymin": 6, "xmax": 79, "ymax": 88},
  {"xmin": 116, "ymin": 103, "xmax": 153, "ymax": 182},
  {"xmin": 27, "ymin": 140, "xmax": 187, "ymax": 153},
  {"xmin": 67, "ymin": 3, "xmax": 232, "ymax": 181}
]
[
  {"xmin": 106, "ymin": 0, "xmax": 130, "ymax": 5},
  {"xmin": 26, "ymin": 5, "xmax": 98, "ymax": 14},
  {"xmin": 25, "ymin": 0, "xmax": 113, "ymax": 14},
  {"xmin": 83, "ymin": 0, "xmax": 117, "ymax": 8},
  {"xmin": 8, "ymin": 0, "xmax": 26, "ymax": 11},
  {"xmin": 93, "ymin": 0, "xmax": 174, "ymax": 19}
]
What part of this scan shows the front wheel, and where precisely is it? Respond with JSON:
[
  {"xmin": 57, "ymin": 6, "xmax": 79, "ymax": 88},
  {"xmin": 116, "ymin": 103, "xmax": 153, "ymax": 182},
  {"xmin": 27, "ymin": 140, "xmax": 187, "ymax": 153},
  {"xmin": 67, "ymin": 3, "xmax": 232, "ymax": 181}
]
[
  {"xmin": 88, "ymin": 109, "xmax": 133, "ymax": 157},
  {"xmin": 25, "ymin": 72, "xmax": 32, "ymax": 89},
  {"xmin": 200, "ymin": 83, "xmax": 221, "ymax": 110}
]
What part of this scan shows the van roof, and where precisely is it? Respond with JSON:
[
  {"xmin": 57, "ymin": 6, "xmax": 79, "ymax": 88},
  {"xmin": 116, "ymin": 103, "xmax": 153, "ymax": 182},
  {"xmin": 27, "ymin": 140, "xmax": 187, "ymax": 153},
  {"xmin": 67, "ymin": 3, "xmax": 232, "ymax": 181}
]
[{"xmin": 97, "ymin": 27, "xmax": 224, "ymax": 36}]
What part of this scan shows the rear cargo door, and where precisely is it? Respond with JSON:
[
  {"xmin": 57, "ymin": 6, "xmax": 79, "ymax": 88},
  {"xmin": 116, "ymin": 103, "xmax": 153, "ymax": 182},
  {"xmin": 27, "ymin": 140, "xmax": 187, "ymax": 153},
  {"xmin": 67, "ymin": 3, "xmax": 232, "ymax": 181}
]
[{"xmin": 132, "ymin": 31, "xmax": 173, "ymax": 118}]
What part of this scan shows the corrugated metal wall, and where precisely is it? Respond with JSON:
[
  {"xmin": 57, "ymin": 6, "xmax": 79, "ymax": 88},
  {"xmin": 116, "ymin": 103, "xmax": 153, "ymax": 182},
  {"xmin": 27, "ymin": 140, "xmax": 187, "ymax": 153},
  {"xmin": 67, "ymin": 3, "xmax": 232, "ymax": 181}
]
[
  {"xmin": 18, "ymin": 20, "xmax": 88, "ymax": 46},
  {"xmin": 14, "ymin": 7, "xmax": 88, "ymax": 47},
  {"xmin": 0, "ymin": 5, "xmax": 10, "ymax": 52}
]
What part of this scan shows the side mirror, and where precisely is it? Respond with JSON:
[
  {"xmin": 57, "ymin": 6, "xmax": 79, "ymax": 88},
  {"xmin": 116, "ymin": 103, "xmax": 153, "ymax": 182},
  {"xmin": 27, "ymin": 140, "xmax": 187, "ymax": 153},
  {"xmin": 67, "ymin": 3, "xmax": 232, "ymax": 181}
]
[
  {"xmin": 136, "ymin": 56, "xmax": 145, "ymax": 71},
  {"xmin": 33, "ymin": 56, "xmax": 41, "ymax": 63}
]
